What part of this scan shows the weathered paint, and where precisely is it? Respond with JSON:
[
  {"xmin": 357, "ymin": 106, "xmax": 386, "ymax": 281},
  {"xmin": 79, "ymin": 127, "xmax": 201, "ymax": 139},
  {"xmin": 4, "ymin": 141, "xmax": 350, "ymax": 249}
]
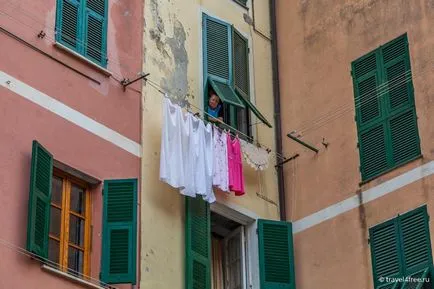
[
  {"xmin": 141, "ymin": 0, "xmax": 278, "ymax": 288},
  {"xmin": 0, "ymin": 0, "xmax": 142, "ymax": 288},
  {"xmin": 276, "ymin": 0, "xmax": 434, "ymax": 288}
]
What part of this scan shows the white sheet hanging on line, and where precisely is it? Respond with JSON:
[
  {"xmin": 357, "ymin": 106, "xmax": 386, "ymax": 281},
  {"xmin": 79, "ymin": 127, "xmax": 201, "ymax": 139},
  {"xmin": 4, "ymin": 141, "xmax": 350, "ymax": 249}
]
[
  {"xmin": 181, "ymin": 115, "xmax": 215, "ymax": 203},
  {"xmin": 159, "ymin": 97, "xmax": 215, "ymax": 203},
  {"xmin": 239, "ymin": 139, "xmax": 270, "ymax": 170},
  {"xmin": 159, "ymin": 97, "xmax": 185, "ymax": 188}
]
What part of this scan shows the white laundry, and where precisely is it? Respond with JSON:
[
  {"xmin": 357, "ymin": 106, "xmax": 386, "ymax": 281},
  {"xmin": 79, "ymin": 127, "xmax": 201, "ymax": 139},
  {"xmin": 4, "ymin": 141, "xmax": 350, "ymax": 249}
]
[
  {"xmin": 212, "ymin": 127, "xmax": 229, "ymax": 192},
  {"xmin": 159, "ymin": 98, "xmax": 185, "ymax": 188},
  {"xmin": 180, "ymin": 115, "xmax": 215, "ymax": 203},
  {"xmin": 239, "ymin": 139, "xmax": 270, "ymax": 170}
]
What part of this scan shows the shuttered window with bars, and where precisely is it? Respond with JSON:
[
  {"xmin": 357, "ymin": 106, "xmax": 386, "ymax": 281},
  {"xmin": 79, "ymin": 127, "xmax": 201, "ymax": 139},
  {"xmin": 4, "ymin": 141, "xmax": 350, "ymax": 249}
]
[
  {"xmin": 55, "ymin": 0, "xmax": 108, "ymax": 67},
  {"xmin": 369, "ymin": 206, "xmax": 433, "ymax": 289},
  {"xmin": 26, "ymin": 140, "xmax": 137, "ymax": 285},
  {"xmin": 203, "ymin": 14, "xmax": 272, "ymax": 139},
  {"xmin": 351, "ymin": 34, "xmax": 421, "ymax": 182}
]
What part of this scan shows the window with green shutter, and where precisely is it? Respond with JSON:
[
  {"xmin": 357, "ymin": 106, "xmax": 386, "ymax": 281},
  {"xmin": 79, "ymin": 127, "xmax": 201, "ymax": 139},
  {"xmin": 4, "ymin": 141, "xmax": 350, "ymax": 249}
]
[
  {"xmin": 352, "ymin": 34, "xmax": 421, "ymax": 182},
  {"xmin": 185, "ymin": 196, "xmax": 211, "ymax": 289},
  {"xmin": 56, "ymin": 0, "xmax": 108, "ymax": 67},
  {"xmin": 233, "ymin": 0, "xmax": 248, "ymax": 8},
  {"xmin": 258, "ymin": 219, "xmax": 296, "ymax": 289},
  {"xmin": 101, "ymin": 179, "xmax": 138, "ymax": 284},
  {"xmin": 369, "ymin": 205, "xmax": 433, "ymax": 289},
  {"xmin": 203, "ymin": 14, "xmax": 271, "ymax": 139}
]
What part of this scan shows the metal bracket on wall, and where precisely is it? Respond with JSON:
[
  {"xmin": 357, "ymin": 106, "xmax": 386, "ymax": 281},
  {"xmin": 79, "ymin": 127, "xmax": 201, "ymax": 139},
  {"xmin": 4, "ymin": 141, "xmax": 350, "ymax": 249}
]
[
  {"xmin": 287, "ymin": 133, "xmax": 319, "ymax": 153},
  {"xmin": 121, "ymin": 72, "xmax": 150, "ymax": 91},
  {"xmin": 274, "ymin": 153, "xmax": 299, "ymax": 168}
]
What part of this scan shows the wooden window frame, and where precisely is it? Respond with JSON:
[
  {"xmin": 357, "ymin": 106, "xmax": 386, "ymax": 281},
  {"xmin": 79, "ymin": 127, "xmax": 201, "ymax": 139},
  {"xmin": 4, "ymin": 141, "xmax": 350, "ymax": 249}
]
[{"xmin": 49, "ymin": 168, "xmax": 92, "ymax": 277}]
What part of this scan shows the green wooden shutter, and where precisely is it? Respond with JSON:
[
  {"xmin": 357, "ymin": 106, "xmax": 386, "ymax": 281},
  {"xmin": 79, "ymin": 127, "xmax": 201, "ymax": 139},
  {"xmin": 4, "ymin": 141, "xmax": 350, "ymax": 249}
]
[
  {"xmin": 359, "ymin": 123, "xmax": 389, "ymax": 180},
  {"xmin": 258, "ymin": 219, "xmax": 296, "ymax": 289},
  {"xmin": 382, "ymin": 35, "xmax": 421, "ymax": 166},
  {"xmin": 185, "ymin": 196, "xmax": 211, "ymax": 289},
  {"xmin": 209, "ymin": 78, "xmax": 245, "ymax": 108},
  {"xmin": 84, "ymin": 0, "xmax": 107, "ymax": 66},
  {"xmin": 352, "ymin": 51, "xmax": 382, "ymax": 125},
  {"xmin": 399, "ymin": 206, "xmax": 433, "ymax": 274},
  {"xmin": 204, "ymin": 16, "xmax": 231, "ymax": 81},
  {"xmin": 369, "ymin": 218, "xmax": 403, "ymax": 288},
  {"xmin": 101, "ymin": 179, "xmax": 137, "ymax": 284},
  {"xmin": 26, "ymin": 140, "xmax": 53, "ymax": 258},
  {"xmin": 56, "ymin": 0, "xmax": 81, "ymax": 50},
  {"xmin": 233, "ymin": 29, "xmax": 249, "ymax": 97}
]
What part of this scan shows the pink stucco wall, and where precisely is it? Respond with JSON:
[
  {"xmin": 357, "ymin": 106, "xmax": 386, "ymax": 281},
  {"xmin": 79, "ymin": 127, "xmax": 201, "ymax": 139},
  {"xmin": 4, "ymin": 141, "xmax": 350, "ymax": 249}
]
[{"xmin": 0, "ymin": 0, "xmax": 143, "ymax": 288}]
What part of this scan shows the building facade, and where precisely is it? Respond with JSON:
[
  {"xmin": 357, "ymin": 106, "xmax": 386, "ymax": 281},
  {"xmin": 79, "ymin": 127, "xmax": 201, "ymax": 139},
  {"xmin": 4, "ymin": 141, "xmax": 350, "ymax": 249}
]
[
  {"xmin": 140, "ymin": 1, "xmax": 292, "ymax": 289},
  {"xmin": 275, "ymin": 0, "xmax": 434, "ymax": 288},
  {"xmin": 0, "ymin": 0, "xmax": 142, "ymax": 288}
]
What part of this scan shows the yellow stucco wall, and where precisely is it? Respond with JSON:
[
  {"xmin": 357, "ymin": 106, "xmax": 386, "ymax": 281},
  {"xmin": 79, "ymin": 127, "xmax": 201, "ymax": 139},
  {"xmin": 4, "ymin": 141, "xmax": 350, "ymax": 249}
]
[{"xmin": 140, "ymin": 1, "xmax": 278, "ymax": 288}]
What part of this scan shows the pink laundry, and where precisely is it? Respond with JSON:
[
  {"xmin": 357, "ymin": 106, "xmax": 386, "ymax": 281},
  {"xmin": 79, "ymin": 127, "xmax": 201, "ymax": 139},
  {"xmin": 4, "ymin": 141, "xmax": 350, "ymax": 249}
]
[{"xmin": 227, "ymin": 135, "xmax": 245, "ymax": 196}]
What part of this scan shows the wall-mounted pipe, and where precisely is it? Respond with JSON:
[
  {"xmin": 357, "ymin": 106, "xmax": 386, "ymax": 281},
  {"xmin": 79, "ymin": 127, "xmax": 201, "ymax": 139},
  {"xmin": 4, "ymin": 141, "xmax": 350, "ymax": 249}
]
[{"xmin": 269, "ymin": 0, "xmax": 286, "ymax": 221}]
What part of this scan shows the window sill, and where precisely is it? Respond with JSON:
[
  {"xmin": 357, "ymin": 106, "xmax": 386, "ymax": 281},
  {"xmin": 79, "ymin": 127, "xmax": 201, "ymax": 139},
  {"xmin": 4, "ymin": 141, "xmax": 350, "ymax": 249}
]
[
  {"xmin": 359, "ymin": 154, "xmax": 423, "ymax": 186},
  {"xmin": 54, "ymin": 42, "xmax": 112, "ymax": 77},
  {"xmin": 41, "ymin": 265, "xmax": 107, "ymax": 289}
]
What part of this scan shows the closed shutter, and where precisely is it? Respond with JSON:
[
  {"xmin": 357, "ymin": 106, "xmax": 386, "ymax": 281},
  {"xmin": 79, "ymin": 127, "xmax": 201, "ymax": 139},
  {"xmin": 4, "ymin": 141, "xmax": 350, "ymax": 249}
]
[
  {"xmin": 26, "ymin": 140, "xmax": 53, "ymax": 258},
  {"xmin": 205, "ymin": 16, "xmax": 230, "ymax": 81},
  {"xmin": 185, "ymin": 196, "xmax": 211, "ymax": 289},
  {"xmin": 85, "ymin": 0, "xmax": 107, "ymax": 66},
  {"xmin": 369, "ymin": 218, "xmax": 403, "ymax": 288},
  {"xmin": 359, "ymin": 123, "xmax": 388, "ymax": 180},
  {"xmin": 57, "ymin": 0, "xmax": 81, "ymax": 49},
  {"xmin": 258, "ymin": 219, "xmax": 295, "ymax": 289},
  {"xmin": 353, "ymin": 52, "xmax": 382, "ymax": 125},
  {"xmin": 382, "ymin": 35, "xmax": 420, "ymax": 166},
  {"xmin": 399, "ymin": 206, "xmax": 432, "ymax": 274},
  {"xmin": 101, "ymin": 179, "xmax": 137, "ymax": 284},
  {"xmin": 352, "ymin": 34, "xmax": 420, "ymax": 182}
]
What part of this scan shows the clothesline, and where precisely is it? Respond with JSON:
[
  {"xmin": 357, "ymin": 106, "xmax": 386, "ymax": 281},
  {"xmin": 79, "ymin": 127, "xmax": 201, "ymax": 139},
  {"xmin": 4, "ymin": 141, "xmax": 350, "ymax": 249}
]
[{"xmin": 145, "ymin": 78, "xmax": 289, "ymax": 162}]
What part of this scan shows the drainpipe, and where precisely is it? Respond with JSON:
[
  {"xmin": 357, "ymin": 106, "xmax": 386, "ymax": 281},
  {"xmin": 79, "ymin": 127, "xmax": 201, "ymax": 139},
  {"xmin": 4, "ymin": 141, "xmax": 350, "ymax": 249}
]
[{"xmin": 269, "ymin": 0, "xmax": 286, "ymax": 221}]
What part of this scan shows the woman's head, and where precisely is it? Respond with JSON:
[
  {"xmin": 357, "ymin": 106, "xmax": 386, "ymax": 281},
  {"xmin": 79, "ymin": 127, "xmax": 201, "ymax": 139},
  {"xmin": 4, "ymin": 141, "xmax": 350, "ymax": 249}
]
[{"xmin": 208, "ymin": 89, "xmax": 220, "ymax": 109}]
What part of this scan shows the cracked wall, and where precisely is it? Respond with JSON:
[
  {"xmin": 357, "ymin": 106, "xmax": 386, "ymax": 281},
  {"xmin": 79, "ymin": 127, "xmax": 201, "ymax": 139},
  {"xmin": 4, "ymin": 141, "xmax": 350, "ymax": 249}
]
[{"xmin": 140, "ymin": 1, "xmax": 277, "ymax": 289}]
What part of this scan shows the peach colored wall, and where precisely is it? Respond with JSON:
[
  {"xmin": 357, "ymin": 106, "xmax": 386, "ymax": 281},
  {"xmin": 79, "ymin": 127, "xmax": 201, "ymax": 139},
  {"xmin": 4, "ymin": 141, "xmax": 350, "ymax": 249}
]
[
  {"xmin": 276, "ymin": 0, "xmax": 433, "ymax": 288},
  {"xmin": 277, "ymin": 0, "xmax": 433, "ymax": 221},
  {"xmin": 0, "ymin": 0, "xmax": 142, "ymax": 288}
]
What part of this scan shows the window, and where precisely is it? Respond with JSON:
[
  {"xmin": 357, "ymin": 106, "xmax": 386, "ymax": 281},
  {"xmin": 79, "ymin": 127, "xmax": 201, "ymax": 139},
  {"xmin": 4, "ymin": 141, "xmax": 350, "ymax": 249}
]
[
  {"xmin": 369, "ymin": 206, "xmax": 433, "ymax": 289},
  {"xmin": 26, "ymin": 140, "xmax": 137, "ymax": 285},
  {"xmin": 48, "ymin": 172, "xmax": 91, "ymax": 276},
  {"xmin": 55, "ymin": 0, "xmax": 108, "ymax": 67},
  {"xmin": 203, "ymin": 14, "xmax": 272, "ymax": 139},
  {"xmin": 351, "ymin": 34, "xmax": 421, "ymax": 182},
  {"xmin": 211, "ymin": 212, "xmax": 246, "ymax": 289},
  {"xmin": 185, "ymin": 196, "xmax": 295, "ymax": 289}
]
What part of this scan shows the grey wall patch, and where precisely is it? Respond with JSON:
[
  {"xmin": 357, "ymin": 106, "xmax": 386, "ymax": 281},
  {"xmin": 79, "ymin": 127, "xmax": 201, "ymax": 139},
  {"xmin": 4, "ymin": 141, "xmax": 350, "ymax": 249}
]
[{"xmin": 161, "ymin": 19, "xmax": 189, "ymax": 104}]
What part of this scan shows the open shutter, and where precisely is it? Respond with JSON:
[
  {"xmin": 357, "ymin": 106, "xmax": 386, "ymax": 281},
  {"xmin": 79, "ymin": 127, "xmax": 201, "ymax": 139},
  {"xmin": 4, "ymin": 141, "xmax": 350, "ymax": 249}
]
[
  {"xmin": 258, "ymin": 219, "xmax": 295, "ymax": 289},
  {"xmin": 56, "ymin": 0, "xmax": 81, "ymax": 50},
  {"xmin": 233, "ymin": 28, "xmax": 272, "ymax": 128},
  {"xmin": 204, "ymin": 16, "xmax": 230, "ymax": 81},
  {"xmin": 85, "ymin": 0, "xmax": 107, "ymax": 66},
  {"xmin": 233, "ymin": 29, "xmax": 249, "ymax": 98},
  {"xmin": 26, "ymin": 140, "xmax": 53, "ymax": 258},
  {"xmin": 399, "ymin": 206, "xmax": 433, "ymax": 274},
  {"xmin": 101, "ymin": 179, "xmax": 137, "ymax": 284},
  {"xmin": 369, "ymin": 218, "xmax": 403, "ymax": 288},
  {"xmin": 185, "ymin": 196, "xmax": 211, "ymax": 289}
]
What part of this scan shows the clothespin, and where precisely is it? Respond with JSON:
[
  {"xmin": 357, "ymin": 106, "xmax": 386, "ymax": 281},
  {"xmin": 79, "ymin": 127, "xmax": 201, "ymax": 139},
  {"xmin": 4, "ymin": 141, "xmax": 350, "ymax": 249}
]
[{"xmin": 266, "ymin": 148, "xmax": 271, "ymax": 154}]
